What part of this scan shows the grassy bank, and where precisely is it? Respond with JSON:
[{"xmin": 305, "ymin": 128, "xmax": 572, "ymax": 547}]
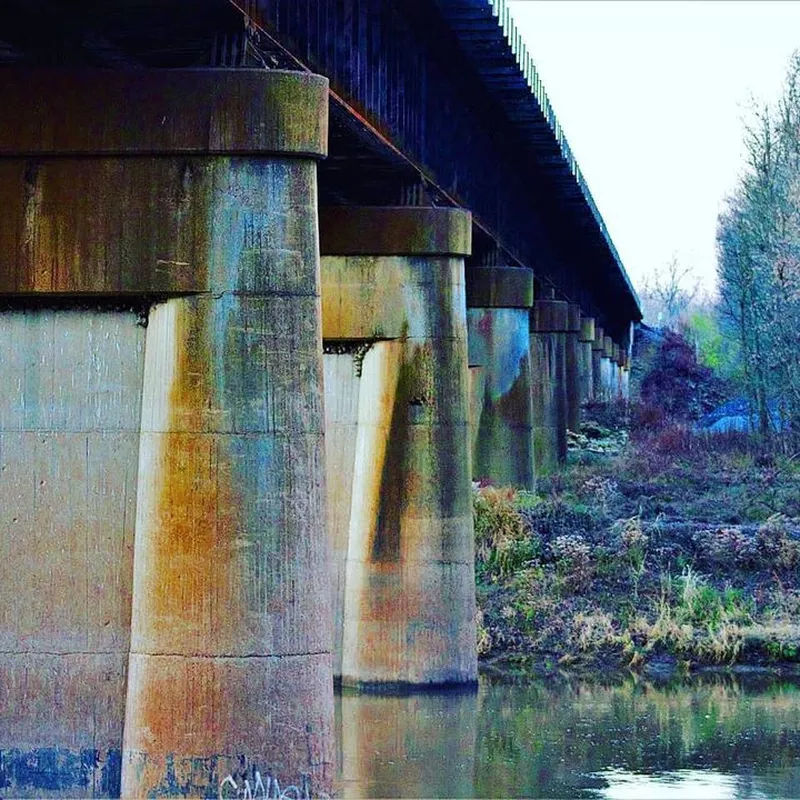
[{"xmin": 475, "ymin": 403, "xmax": 800, "ymax": 677}]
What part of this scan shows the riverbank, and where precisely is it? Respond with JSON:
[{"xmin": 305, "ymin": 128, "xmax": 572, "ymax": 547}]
[{"xmin": 475, "ymin": 402, "xmax": 800, "ymax": 677}]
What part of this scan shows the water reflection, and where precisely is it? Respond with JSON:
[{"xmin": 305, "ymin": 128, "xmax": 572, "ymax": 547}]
[
  {"xmin": 336, "ymin": 674, "xmax": 800, "ymax": 798},
  {"xmin": 336, "ymin": 687, "xmax": 477, "ymax": 798},
  {"xmin": 591, "ymin": 768, "xmax": 769, "ymax": 799}
]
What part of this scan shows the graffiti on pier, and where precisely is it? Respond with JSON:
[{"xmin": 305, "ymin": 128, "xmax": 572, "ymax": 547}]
[{"xmin": 218, "ymin": 767, "xmax": 320, "ymax": 799}]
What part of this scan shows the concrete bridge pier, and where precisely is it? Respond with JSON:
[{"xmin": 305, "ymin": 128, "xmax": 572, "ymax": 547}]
[
  {"xmin": 320, "ymin": 207, "xmax": 478, "ymax": 688},
  {"xmin": 610, "ymin": 344, "xmax": 619, "ymax": 399},
  {"xmin": 620, "ymin": 324, "xmax": 634, "ymax": 401},
  {"xmin": 466, "ymin": 267, "xmax": 535, "ymax": 490},
  {"xmin": 530, "ymin": 300, "xmax": 569, "ymax": 474},
  {"xmin": 591, "ymin": 326, "xmax": 605, "ymax": 403},
  {"xmin": 0, "ymin": 68, "xmax": 335, "ymax": 798},
  {"xmin": 621, "ymin": 355, "xmax": 631, "ymax": 400},
  {"xmin": 602, "ymin": 335, "xmax": 616, "ymax": 402},
  {"xmin": 564, "ymin": 304, "xmax": 583, "ymax": 434},
  {"xmin": 613, "ymin": 344, "xmax": 625, "ymax": 400},
  {"xmin": 578, "ymin": 315, "xmax": 596, "ymax": 407}
]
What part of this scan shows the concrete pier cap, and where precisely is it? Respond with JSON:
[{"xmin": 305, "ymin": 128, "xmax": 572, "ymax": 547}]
[
  {"xmin": 466, "ymin": 265, "xmax": 535, "ymax": 308},
  {"xmin": 531, "ymin": 298, "xmax": 570, "ymax": 333},
  {"xmin": 592, "ymin": 325, "xmax": 606, "ymax": 352},
  {"xmin": 579, "ymin": 315, "xmax": 596, "ymax": 343},
  {"xmin": 319, "ymin": 205, "xmax": 478, "ymax": 689},
  {"xmin": 466, "ymin": 266, "xmax": 535, "ymax": 491},
  {"xmin": 320, "ymin": 205, "xmax": 472, "ymax": 257},
  {"xmin": 0, "ymin": 68, "xmax": 329, "ymax": 159},
  {"xmin": 603, "ymin": 335, "xmax": 615, "ymax": 360},
  {"xmin": 0, "ymin": 68, "xmax": 329, "ymax": 296},
  {"xmin": 566, "ymin": 303, "xmax": 582, "ymax": 333},
  {"xmin": 0, "ymin": 68, "xmax": 335, "ymax": 799}
]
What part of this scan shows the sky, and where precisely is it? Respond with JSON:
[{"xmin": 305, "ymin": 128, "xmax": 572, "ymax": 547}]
[{"xmin": 508, "ymin": 0, "xmax": 800, "ymax": 297}]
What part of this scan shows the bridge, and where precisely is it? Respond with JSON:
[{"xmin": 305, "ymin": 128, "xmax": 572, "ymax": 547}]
[{"xmin": 0, "ymin": 1, "xmax": 640, "ymax": 796}]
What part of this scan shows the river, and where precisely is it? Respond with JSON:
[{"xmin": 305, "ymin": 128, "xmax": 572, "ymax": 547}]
[{"xmin": 335, "ymin": 672, "xmax": 800, "ymax": 798}]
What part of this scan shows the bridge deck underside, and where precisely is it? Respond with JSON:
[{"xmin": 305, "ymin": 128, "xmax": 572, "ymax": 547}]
[{"xmin": 0, "ymin": 0, "xmax": 639, "ymax": 337}]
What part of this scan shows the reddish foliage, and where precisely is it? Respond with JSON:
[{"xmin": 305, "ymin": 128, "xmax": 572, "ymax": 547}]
[
  {"xmin": 639, "ymin": 331, "xmax": 725, "ymax": 421},
  {"xmin": 631, "ymin": 402, "xmax": 667, "ymax": 432}
]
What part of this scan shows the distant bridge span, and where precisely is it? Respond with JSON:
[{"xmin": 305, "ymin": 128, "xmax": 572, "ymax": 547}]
[{"xmin": 0, "ymin": 1, "xmax": 639, "ymax": 797}]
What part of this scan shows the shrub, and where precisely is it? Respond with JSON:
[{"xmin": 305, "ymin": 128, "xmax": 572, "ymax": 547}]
[
  {"xmin": 549, "ymin": 534, "xmax": 593, "ymax": 592},
  {"xmin": 651, "ymin": 424, "xmax": 694, "ymax": 456},
  {"xmin": 579, "ymin": 476, "xmax": 620, "ymax": 516},
  {"xmin": 572, "ymin": 611, "xmax": 617, "ymax": 651},
  {"xmin": 756, "ymin": 514, "xmax": 800, "ymax": 569},
  {"xmin": 694, "ymin": 527, "xmax": 758, "ymax": 568},
  {"xmin": 612, "ymin": 515, "xmax": 649, "ymax": 596},
  {"xmin": 519, "ymin": 497, "xmax": 602, "ymax": 543},
  {"xmin": 476, "ymin": 608, "xmax": 492, "ymax": 656},
  {"xmin": 631, "ymin": 401, "xmax": 667, "ymax": 432},
  {"xmin": 473, "ymin": 486, "xmax": 538, "ymax": 581},
  {"xmin": 639, "ymin": 330, "xmax": 724, "ymax": 421}
]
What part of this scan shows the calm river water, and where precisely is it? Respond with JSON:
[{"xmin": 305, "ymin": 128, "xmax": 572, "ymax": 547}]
[{"xmin": 335, "ymin": 672, "xmax": 800, "ymax": 798}]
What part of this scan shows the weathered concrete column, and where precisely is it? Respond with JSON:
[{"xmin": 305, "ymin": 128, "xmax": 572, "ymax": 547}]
[
  {"xmin": 0, "ymin": 69, "xmax": 335, "ymax": 797},
  {"xmin": 123, "ymin": 73, "xmax": 334, "ymax": 798},
  {"xmin": 621, "ymin": 354, "xmax": 631, "ymax": 400},
  {"xmin": 610, "ymin": 344, "xmax": 619, "ymax": 399},
  {"xmin": 320, "ymin": 206, "xmax": 477, "ymax": 687},
  {"xmin": 0, "ymin": 309, "xmax": 144, "ymax": 799},
  {"xmin": 564, "ymin": 304, "xmax": 582, "ymax": 434},
  {"xmin": 602, "ymin": 335, "xmax": 615, "ymax": 402},
  {"xmin": 622, "ymin": 321, "xmax": 635, "ymax": 401},
  {"xmin": 591, "ymin": 325, "xmax": 605, "ymax": 403},
  {"xmin": 466, "ymin": 266, "xmax": 535, "ymax": 490},
  {"xmin": 530, "ymin": 300, "xmax": 568, "ymax": 474},
  {"xmin": 578, "ymin": 315, "xmax": 596, "ymax": 406},
  {"xmin": 613, "ymin": 345, "xmax": 624, "ymax": 400}
]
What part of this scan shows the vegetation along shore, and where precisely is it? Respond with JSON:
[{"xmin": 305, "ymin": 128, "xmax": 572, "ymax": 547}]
[{"xmin": 474, "ymin": 334, "xmax": 800, "ymax": 680}]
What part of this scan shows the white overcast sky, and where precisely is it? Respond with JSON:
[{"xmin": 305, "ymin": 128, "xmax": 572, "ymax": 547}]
[{"xmin": 508, "ymin": 0, "xmax": 800, "ymax": 296}]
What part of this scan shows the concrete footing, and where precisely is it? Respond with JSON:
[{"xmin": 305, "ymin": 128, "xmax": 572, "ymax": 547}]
[
  {"xmin": 466, "ymin": 266, "xmax": 535, "ymax": 490},
  {"xmin": 320, "ymin": 206, "xmax": 477, "ymax": 688},
  {"xmin": 0, "ymin": 68, "xmax": 334, "ymax": 798},
  {"xmin": 530, "ymin": 300, "xmax": 568, "ymax": 474}
]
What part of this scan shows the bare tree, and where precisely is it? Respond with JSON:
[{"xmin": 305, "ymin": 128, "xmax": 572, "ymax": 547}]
[
  {"xmin": 716, "ymin": 51, "xmax": 800, "ymax": 442},
  {"xmin": 640, "ymin": 256, "xmax": 698, "ymax": 330}
]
